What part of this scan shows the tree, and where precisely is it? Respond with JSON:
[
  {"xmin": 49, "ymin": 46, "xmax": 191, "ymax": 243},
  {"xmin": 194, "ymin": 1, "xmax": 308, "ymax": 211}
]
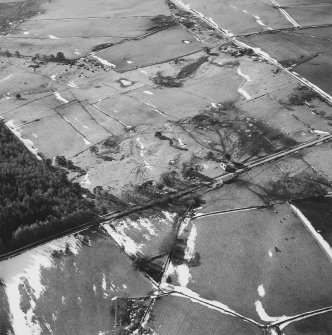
[{"xmin": 56, "ymin": 52, "xmax": 65, "ymax": 61}]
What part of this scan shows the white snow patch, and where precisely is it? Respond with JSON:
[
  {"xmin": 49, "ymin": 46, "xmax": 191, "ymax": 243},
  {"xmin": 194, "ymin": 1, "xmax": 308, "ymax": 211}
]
[
  {"xmin": 23, "ymin": 31, "xmax": 29, "ymax": 35},
  {"xmin": 120, "ymin": 79, "xmax": 132, "ymax": 86},
  {"xmin": 138, "ymin": 218, "xmax": 157, "ymax": 236},
  {"xmin": 1, "ymin": 74, "xmax": 13, "ymax": 82},
  {"xmin": 223, "ymin": 29, "xmax": 234, "ymax": 37},
  {"xmin": 0, "ymin": 235, "xmax": 81, "ymax": 335},
  {"xmin": 124, "ymin": 218, "xmax": 141, "ymax": 231},
  {"xmin": 102, "ymin": 274, "xmax": 107, "ymax": 291},
  {"xmin": 92, "ymin": 54, "xmax": 116, "ymax": 68},
  {"xmin": 144, "ymin": 90, "xmax": 154, "ymax": 95},
  {"xmin": 268, "ymin": 250, "xmax": 273, "ymax": 257},
  {"xmin": 237, "ymin": 67, "xmax": 252, "ymax": 82},
  {"xmin": 312, "ymin": 129, "xmax": 330, "ymax": 136},
  {"xmin": 253, "ymin": 15, "xmax": 266, "ymax": 27},
  {"xmin": 54, "ymin": 92, "xmax": 69, "ymax": 104},
  {"xmin": 83, "ymin": 138, "xmax": 91, "ymax": 145},
  {"xmin": 258, "ymin": 284, "xmax": 265, "ymax": 297},
  {"xmin": 127, "ymin": 60, "xmax": 132, "ymax": 64},
  {"xmin": 238, "ymin": 87, "xmax": 251, "ymax": 100},
  {"xmin": 211, "ymin": 102, "xmax": 217, "ymax": 108},
  {"xmin": 255, "ymin": 300, "xmax": 288, "ymax": 322},
  {"xmin": 183, "ymin": 40, "xmax": 190, "ymax": 44},
  {"xmin": 5, "ymin": 278, "xmax": 43, "ymax": 335},
  {"xmin": 184, "ymin": 225, "xmax": 197, "ymax": 260},
  {"xmin": 32, "ymin": 133, "xmax": 38, "ymax": 138},
  {"xmin": 243, "ymin": 9, "xmax": 248, "ymax": 13},
  {"xmin": 162, "ymin": 262, "xmax": 175, "ymax": 284},
  {"xmin": 81, "ymin": 173, "xmax": 91, "ymax": 186},
  {"xmin": 143, "ymin": 234, "xmax": 151, "ymax": 240},
  {"xmin": 136, "ymin": 137, "xmax": 153, "ymax": 170},
  {"xmin": 67, "ymin": 81, "xmax": 78, "ymax": 88},
  {"xmin": 102, "ymin": 223, "xmax": 142, "ymax": 256},
  {"xmin": 136, "ymin": 137, "xmax": 145, "ymax": 158},
  {"xmin": 1, "ymin": 93, "xmax": 11, "ymax": 101},
  {"xmin": 6, "ymin": 120, "xmax": 42, "ymax": 160},
  {"xmin": 175, "ymin": 264, "xmax": 191, "ymax": 287},
  {"xmin": 48, "ymin": 35, "xmax": 60, "ymax": 39},
  {"xmin": 162, "ymin": 211, "xmax": 176, "ymax": 222},
  {"xmin": 178, "ymin": 138, "xmax": 186, "ymax": 148},
  {"xmin": 50, "ymin": 75, "xmax": 56, "ymax": 81},
  {"xmin": 178, "ymin": 217, "xmax": 191, "ymax": 236}
]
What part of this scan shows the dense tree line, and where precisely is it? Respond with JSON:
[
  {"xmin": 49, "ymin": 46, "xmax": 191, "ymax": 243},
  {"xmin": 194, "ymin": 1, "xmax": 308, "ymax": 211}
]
[{"xmin": 0, "ymin": 121, "xmax": 98, "ymax": 254}]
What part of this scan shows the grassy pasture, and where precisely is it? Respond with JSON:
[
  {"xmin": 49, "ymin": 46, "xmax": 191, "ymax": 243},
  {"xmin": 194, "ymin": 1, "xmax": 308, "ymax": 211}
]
[
  {"xmin": 1, "ymin": 228, "xmax": 153, "ymax": 335},
  {"xmin": 128, "ymin": 86, "xmax": 208, "ymax": 119},
  {"xmin": 95, "ymin": 93, "xmax": 167, "ymax": 128},
  {"xmin": 96, "ymin": 25, "xmax": 202, "ymax": 72},
  {"xmin": 240, "ymin": 95, "xmax": 317, "ymax": 144},
  {"xmin": 34, "ymin": 0, "xmax": 169, "ymax": 19},
  {"xmin": 286, "ymin": 3, "xmax": 332, "ymax": 26},
  {"xmin": 20, "ymin": 114, "xmax": 91, "ymax": 157},
  {"xmin": 282, "ymin": 311, "xmax": 332, "ymax": 335},
  {"xmin": 183, "ymin": 203, "xmax": 332, "ymax": 322},
  {"xmin": 148, "ymin": 296, "xmax": 261, "ymax": 335},
  {"xmin": 173, "ymin": 0, "xmax": 292, "ymax": 35},
  {"xmin": 57, "ymin": 101, "xmax": 111, "ymax": 143}
]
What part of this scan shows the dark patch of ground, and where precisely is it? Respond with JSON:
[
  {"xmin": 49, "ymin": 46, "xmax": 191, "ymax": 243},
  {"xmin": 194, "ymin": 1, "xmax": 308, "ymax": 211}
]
[
  {"xmin": 92, "ymin": 43, "xmax": 115, "ymax": 52},
  {"xmin": 0, "ymin": 285, "xmax": 13, "ymax": 335},
  {"xmin": 177, "ymin": 56, "xmax": 208, "ymax": 79},
  {"xmin": 220, "ymin": 43, "xmax": 255, "ymax": 58},
  {"xmin": 282, "ymin": 311, "xmax": 332, "ymax": 335},
  {"xmin": 110, "ymin": 297, "xmax": 151, "ymax": 334},
  {"xmin": 153, "ymin": 56, "xmax": 209, "ymax": 87},
  {"xmin": 238, "ymin": 157, "xmax": 330, "ymax": 204},
  {"xmin": 155, "ymin": 131, "xmax": 188, "ymax": 151},
  {"xmin": 153, "ymin": 72, "xmax": 183, "ymax": 87},
  {"xmin": 292, "ymin": 196, "xmax": 332, "ymax": 246},
  {"xmin": 286, "ymin": 86, "xmax": 323, "ymax": 106},
  {"xmin": 93, "ymin": 186, "xmax": 129, "ymax": 214},
  {"xmin": 176, "ymin": 101, "xmax": 297, "ymax": 162},
  {"xmin": 150, "ymin": 15, "xmax": 175, "ymax": 28},
  {"xmin": 133, "ymin": 256, "xmax": 165, "ymax": 282}
]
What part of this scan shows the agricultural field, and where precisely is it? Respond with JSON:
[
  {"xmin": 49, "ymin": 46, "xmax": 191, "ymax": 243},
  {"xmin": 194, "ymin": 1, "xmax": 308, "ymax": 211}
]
[
  {"xmin": 0, "ymin": 227, "xmax": 154, "ymax": 335},
  {"xmin": 0, "ymin": 0, "xmax": 332, "ymax": 334},
  {"xmin": 166, "ymin": 203, "xmax": 332, "ymax": 322},
  {"xmin": 146, "ymin": 296, "xmax": 262, "ymax": 335}
]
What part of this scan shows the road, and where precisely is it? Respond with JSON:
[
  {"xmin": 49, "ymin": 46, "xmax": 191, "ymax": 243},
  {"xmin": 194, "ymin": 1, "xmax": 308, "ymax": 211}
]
[
  {"xmin": 1, "ymin": 133, "xmax": 331, "ymax": 262},
  {"xmin": 169, "ymin": 0, "xmax": 332, "ymax": 104}
]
